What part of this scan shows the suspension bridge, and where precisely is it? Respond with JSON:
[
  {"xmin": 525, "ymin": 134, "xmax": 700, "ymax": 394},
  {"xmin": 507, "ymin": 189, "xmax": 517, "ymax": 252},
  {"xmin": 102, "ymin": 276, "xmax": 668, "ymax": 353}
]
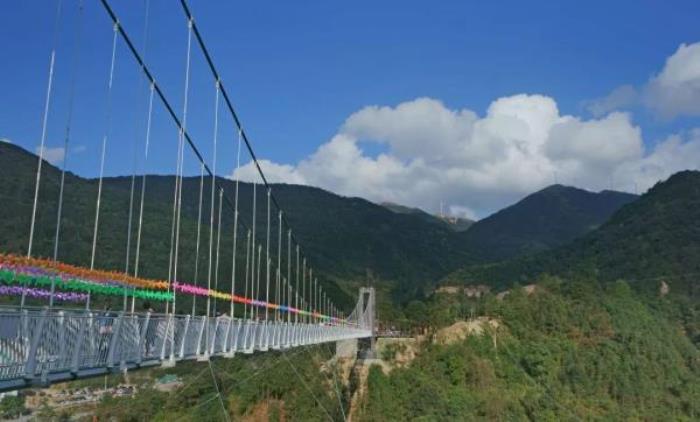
[{"xmin": 0, "ymin": 0, "xmax": 375, "ymax": 392}]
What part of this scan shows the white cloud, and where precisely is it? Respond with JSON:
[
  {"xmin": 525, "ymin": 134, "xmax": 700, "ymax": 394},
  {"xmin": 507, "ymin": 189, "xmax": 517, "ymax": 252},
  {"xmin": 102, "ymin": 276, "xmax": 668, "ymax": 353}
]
[
  {"xmin": 448, "ymin": 205, "xmax": 478, "ymax": 221},
  {"xmin": 227, "ymin": 43, "xmax": 700, "ymax": 218},
  {"xmin": 341, "ymin": 97, "xmax": 477, "ymax": 163},
  {"xmin": 645, "ymin": 42, "xmax": 700, "ymax": 118},
  {"xmin": 547, "ymin": 112, "xmax": 643, "ymax": 168},
  {"xmin": 585, "ymin": 85, "xmax": 638, "ymax": 117},
  {"xmin": 35, "ymin": 146, "xmax": 65, "ymax": 166},
  {"xmin": 235, "ymin": 159, "xmax": 307, "ymax": 185},
  {"xmin": 586, "ymin": 41, "xmax": 700, "ymax": 119},
  {"xmin": 0, "ymin": 137, "xmax": 11, "ymax": 144},
  {"xmin": 614, "ymin": 129, "xmax": 700, "ymax": 190},
  {"xmin": 232, "ymin": 94, "xmax": 700, "ymax": 218}
]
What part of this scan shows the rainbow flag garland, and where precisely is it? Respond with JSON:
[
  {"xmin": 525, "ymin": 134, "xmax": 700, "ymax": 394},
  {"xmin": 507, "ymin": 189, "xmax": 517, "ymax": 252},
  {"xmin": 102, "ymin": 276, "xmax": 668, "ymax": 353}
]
[
  {"xmin": 0, "ymin": 268, "xmax": 173, "ymax": 302},
  {"xmin": 0, "ymin": 254, "xmax": 342, "ymax": 322}
]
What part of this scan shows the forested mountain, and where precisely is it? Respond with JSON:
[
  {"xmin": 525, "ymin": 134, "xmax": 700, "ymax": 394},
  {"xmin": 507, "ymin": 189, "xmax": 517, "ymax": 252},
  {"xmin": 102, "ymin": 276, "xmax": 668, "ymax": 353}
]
[
  {"xmin": 0, "ymin": 142, "xmax": 473, "ymax": 306},
  {"xmin": 446, "ymin": 171, "xmax": 700, "ymax": 296},
  {"xmin": 0, "ymin": 142, "xmax": 645, "ymax": 304},
  {"xmin": 381, "ymin": 202, "xmax": 474, "ymax": 232},
  {"xmin": 458, "ymin": 184, "xmax": 637, "ymax": 261},
  {"xmin": 4, "ymin": 146, "xmax": 699, "ymax": 422},
  {"xmin": 361, "ymin": 276, "xmax": 700, "ymax": 420}
]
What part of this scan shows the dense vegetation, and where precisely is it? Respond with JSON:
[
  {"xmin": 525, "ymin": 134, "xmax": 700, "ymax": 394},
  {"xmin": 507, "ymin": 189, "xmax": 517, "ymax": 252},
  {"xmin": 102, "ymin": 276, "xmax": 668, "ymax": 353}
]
[
  {"xmin": 0, "ymin": 143, "xmax": 639, "ymax": 305},
  {"xmin": 360, "ymin": 276, "xmax": 700, "ymax": 420},
  {"xmin": 446, "ymin": 171, "xmax": 700, "ymax": 297},
  {"xmin": 21, "ymin": 345, "xmax": 347, "ymax": 421},
  {"xmin": 456, "ymin": 184, "xmax": 637, "ymax": 261},
  {"xmin": 0, "ymin": 395, "xmax": 27, "ymax": 419},
  {"xmin": 0, "ymin": 142, "xmax": 474, "ymax": 306},
  {"xmin": 381, "ymin": 202, "xmax": 474, "ymax": 232},
  {"xmin": 5, "ymin": 143, "xmax": 700, "ymax": 421}
]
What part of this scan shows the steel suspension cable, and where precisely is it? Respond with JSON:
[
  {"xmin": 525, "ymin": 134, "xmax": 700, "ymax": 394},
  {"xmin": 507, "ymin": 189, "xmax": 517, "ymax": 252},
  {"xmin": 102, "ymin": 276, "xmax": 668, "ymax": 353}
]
[
  {"xmin": 176, "ymin": 0, "xmax": 342, "ymax": 316},
  {"xmin": 251, "ymin": 182, "xmax": 257, "ymax": 319},
  {"xmin": 244, "ymin": 230, "xmax": 251, "ymax": 320},
  {"xmin": 170, "ymin": 18, "xmax": 194, "ymax": 321},
  {"xmin": 310, "ymin": 269, "xmax": 314, "ymax": 323},
  {"xmin": 99, "ymin": 0, "xmax": 256, "ymax": 260},
  {"xmin": 302, "ymin": 259, "xmax": 306, "ymax": 324},
  {"xmin": 289, "ymin": 244, "xmax": 299, "ymax": 324},
  {"xmin": 229, "ymin": 213, "xmax": 238, "ymax": 318},
  {"xmin": 166, "ymin": 104, "xmax": 182, "ymax": 315},
  {"xmin": 296, "ymin": 245, "xmax": 299, "ymax": 324},
  {"xmin": 53, "ymin": 0, "xmax": 83, "ymax": 263},
  {"xmin": 86, "ymin": 22, "xmax": 119, "ymax": 311},
  {"xmin": 207, "ymin": 359, "xmax": 230, "ymax": 422},
  {"xmin": 50, "ymin": 0, "xmax": 83, "ymax": 308},
  {"xmin": 287, "ymin": 275, "xmax": 292, "ymax": 323},
  {"xmin": 98, "ymin": 0, "xmax": 345, "ymax": 319},
  {"xmin": 209, "ymin": 81, "xmax": 221, "ymax": 318},
  {"xmin": 265, "ymin": 188, "xmax": 270, "ymax": 325},
  {"xmin": 24, "ymin": 0, "xmax": 63, "ymax": 309},
  {"xmin": 133, "ymin": 82, "xmax": 154, "ymax": 296},
  {"xmin": 281, "ymin": 351, "xmax": 334, "ymax": 421},
  {"xmin": 213, "ymin": 188, "xmax": 223, "ymax": 316},
  {"xmin": 94, "ymin": 0, "xmax": 335, "ymax": 323},
  {"xmin": 177, "ymin": 0, "xmax": 310, "ymax": 239},
  {"xmin": 192, "ymin": 162, "xmax": 205, "ymax": 316},
  {"xmin": 230, "ymin": 129, "xmax": 242, "ymax": 318},
  {"xmin": 124, "ymin": 0, "xmax": 152, "ymax": 313},
  {"xmin": 287, "ymin": 229, "xmax": 292, "ymax": 324},
  {"xmin": 27, "ymin": 0, "xmax": 62, "ymax": 262},
  {"xmin": 322, "ymin": 342, "xmax": 348, "ymax": 421},
  {"xmin": 276, "ymin": 210, "xmax": 282, "ymax": 322},
  {"xmin": 256, "ymin": 245, "xmax": 261, "ymax": 319}
]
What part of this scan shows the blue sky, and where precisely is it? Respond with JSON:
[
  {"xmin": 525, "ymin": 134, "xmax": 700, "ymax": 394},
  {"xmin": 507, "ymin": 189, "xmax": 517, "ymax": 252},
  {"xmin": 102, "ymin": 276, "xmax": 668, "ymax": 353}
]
[{"xmin": 2, "ymin": 0, "xmax": 700, "ymax": 217}]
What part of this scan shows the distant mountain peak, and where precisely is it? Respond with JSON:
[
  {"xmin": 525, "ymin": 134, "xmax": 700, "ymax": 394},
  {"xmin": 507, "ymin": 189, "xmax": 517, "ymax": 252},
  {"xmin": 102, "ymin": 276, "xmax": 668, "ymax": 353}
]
[
  {"xmin": 380, "ymin": 201, "xmax": 474, "ymax": 232},
  {"xmin": 457, "ymin": 183, "xmax": 639, "ymax": 261},
  {"xmin": 448, "ymin": 169, "xmax": 700, "ymax": 295}
]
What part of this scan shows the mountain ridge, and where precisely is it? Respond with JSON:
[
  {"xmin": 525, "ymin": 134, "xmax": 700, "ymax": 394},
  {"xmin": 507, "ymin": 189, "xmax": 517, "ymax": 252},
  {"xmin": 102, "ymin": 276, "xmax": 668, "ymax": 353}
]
[
  {"xmin": 444, "ymin": 170, "xmax": 700, "ymax": 296},
  {"xmin": 0, "ymin": 142, "xmax": 641, "ymax": 302},
  {"xmin": 457, "ymin": 183, "xmax": 638, "ymax": 261}
]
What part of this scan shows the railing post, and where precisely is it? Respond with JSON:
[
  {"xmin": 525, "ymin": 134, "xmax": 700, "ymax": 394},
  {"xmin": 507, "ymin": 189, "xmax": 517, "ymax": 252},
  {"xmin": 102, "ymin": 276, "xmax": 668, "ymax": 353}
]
[
  {"xmin": 160, "ymin": 315, "xmax": 172, "ymax": 361},
  {"xmin": 24, "ymin": 309, "xmax": 48, "ymax": 381},
  {"xmin": 179, "ymin": 314, "xmax": 190, "ymax": 359},
  {"xmin": 260, "ymin": 319, "xmax": 268, "ymax": 351},
  {"xmin": 196, "ymin": 316, "xmax": 206, "ymax": 358},
  {"xmin": 137, "ymin": 312, "xmax": 150, "ymax": 364},
  {"xmin": 222, "ymin": 317, "xmax": 232, "ymax": 355},
  {"xmin": 277, "ymin": 321, "xmax": 283, "ymax": 349},
  {"xmin": 242, "ymin": 320, "xmax": 253, "ymax": 354},
  {"xmin": 57, "ymin": 311, "xmax": 67, "ymax": 369},
  {"xmin": 210, "ymin": 317, "xmax": 220, "ymax": 355},
  {"xmin": 231, "ymin": 319, "xmax": 240, "ymax": 353},
  {"xmin": 71, "ymin": 312, "xmax": 89, "ymax": 374},
  {"xmin": 107, "ymin": 313, "xmax": 124, "ymax": 368}
]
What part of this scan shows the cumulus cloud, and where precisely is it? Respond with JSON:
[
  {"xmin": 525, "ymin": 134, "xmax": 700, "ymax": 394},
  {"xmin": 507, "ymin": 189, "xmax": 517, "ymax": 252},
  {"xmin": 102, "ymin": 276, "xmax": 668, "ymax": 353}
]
[
  {"xmin": 232, "ymin": 94, "xmax": 700, "ymax": 218},
  {"xmin": 0, "ymin": 137, "xmax": 11, "ymax": 143},
  {"xmin": 35, "ymin": 146, "xmax": 65, "ymax": 166},
  {"xmin": 447, "ymin": 205, "xmax": 478, "ymax": 221},
  {"xmin": 584, "ymin": 85, "xmax": 638, "ymax": 117},
  {"xmin": 614, "ymin": 129, "xmax": 700, "ymax": 189},
  {"xmin": 547, "ymin": 112, "xmax": 643, "ymax": 168},
  {"xmin": 587, "ymin": 41, "xmax": 700, "ymax": 119},
  {"xmin": 645, "ymin": 42, "xmax": 700, "ymax": 118},
  {"xmin": 235, "ymin": 159, "xmax": 307, "ymax": 185}
]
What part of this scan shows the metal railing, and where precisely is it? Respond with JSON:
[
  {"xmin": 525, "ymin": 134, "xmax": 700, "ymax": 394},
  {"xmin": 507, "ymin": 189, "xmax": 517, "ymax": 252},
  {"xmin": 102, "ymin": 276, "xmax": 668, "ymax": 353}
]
[{"xmin": 0, "ymin": 306, "xmax": 371, "ymax": 391}]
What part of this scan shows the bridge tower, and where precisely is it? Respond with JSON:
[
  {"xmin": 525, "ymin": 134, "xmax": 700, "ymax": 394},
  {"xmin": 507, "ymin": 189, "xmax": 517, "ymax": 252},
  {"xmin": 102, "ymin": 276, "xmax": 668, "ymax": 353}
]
[{"xmin": 358, "ymin": 287, "xmax": 376, "ymax": 356}]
